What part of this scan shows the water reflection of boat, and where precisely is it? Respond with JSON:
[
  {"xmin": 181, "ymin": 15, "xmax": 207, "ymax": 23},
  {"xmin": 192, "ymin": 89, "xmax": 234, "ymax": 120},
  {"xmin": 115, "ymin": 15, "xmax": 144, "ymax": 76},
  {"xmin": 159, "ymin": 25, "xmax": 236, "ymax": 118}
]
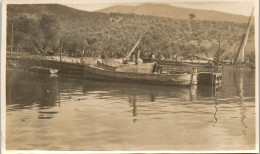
[
  {"xmin": 83, "ymin": 79, "xmax": 197, "ymax": 102},
  {"xmin": 49, "ymin": 74, "xmax": 59, "ymax": 78},
  {"xmin": 83, "ymin": 79, "xmax": 197, "ymax": 122}
]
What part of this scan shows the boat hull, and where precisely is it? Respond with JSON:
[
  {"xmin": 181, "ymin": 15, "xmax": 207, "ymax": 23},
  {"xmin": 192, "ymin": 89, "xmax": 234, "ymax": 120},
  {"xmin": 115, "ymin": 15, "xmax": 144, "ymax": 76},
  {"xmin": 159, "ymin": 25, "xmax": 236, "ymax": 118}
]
[{"xmin": 84, "ymin": 66, "xmax": 197, "ymax": 86}]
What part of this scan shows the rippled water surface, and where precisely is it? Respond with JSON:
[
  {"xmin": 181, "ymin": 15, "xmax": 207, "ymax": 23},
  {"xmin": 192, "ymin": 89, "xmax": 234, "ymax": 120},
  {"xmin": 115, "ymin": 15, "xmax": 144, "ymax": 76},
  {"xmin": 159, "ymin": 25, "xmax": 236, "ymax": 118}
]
[{"xmin": 6, "ymin": 68, "xmax": 256, "ymax": 151}]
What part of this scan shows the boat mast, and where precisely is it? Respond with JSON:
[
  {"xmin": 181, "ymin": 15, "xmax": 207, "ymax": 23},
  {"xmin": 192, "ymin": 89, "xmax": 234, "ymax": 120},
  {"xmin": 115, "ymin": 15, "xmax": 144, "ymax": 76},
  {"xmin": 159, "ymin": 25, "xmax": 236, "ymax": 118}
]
[
  {"xmin": 60, "ymin": 38, "xmax": 63, "ymax": 62},
  {"xmin": 217, "ymin": 32, "xmax": 221, "ymax": 72},
  {"xmin": 124, "ymin": 27, "xmax": 149, "ymax": 62},
  {"xmin": 234, "ymin": 7, "xmax": 254, "ymax": 64},
  {"xmin": 11, "ymin": 22, "xmax": 13, "ymax": 57},
  {"xmin": 219, "ymin": 42, "xmax": 238, "ymax": 61}
]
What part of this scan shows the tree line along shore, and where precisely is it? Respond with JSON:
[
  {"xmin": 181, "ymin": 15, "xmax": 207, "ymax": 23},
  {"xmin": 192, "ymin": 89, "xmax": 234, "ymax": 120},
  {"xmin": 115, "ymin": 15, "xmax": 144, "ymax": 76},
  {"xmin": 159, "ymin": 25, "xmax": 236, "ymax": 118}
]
[{"xmin": 7, "ymin": 4, "xmax": 255, "ymax": 63}]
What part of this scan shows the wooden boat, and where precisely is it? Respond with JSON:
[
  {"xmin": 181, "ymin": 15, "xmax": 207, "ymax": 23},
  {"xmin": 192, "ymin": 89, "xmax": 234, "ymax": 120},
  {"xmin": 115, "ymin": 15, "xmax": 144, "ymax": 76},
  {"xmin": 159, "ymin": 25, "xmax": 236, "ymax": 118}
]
[
  {"xmin": 84, "ymin": 28, "xmax": 198, "ymax": 86},
  {"xmin": 84, "ymin": 63, "xmax": 197, "ymax": 86}
]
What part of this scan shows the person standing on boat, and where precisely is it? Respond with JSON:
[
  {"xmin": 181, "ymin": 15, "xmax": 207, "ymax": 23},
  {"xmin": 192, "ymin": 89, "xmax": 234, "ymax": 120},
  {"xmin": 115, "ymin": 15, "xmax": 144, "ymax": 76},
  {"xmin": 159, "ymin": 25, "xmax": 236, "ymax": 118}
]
[
  {"xmin": 190, "ymin": 67, "xmax": 198, "ymax": 85},
  {"xmin": 148, "ymin": 53, "xmax": 153, "ymax": 63},
  {"xmin": 192, "ymin": 67, "xmax": 197, "ymax": 74}
]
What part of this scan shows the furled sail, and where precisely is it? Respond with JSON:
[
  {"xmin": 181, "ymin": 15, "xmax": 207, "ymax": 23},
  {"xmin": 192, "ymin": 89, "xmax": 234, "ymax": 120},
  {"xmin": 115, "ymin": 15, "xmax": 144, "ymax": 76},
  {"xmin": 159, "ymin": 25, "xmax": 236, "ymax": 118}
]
[{"xmin": 234, "ymin": 8, "xmax": 254, "ymax": 64}]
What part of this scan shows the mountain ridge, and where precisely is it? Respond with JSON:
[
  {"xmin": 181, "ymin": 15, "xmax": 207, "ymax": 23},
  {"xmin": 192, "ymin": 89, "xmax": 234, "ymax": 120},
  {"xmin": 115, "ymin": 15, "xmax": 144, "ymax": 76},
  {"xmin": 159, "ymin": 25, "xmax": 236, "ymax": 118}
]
[{"xmin": 97, "ymin": 3, "xmax": 249, "ymax": 23}]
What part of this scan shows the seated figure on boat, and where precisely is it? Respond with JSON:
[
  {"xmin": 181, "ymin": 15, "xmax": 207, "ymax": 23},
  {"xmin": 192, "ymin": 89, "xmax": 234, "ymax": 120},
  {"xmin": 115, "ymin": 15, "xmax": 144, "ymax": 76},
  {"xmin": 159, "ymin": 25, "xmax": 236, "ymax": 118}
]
[
  {"xmin": 152, "ymin": 63, "xmax": 163, "ymax": 74},
  {"xmin": 192, "ymin": 67, "xmax": 197, "ymax": 74}
]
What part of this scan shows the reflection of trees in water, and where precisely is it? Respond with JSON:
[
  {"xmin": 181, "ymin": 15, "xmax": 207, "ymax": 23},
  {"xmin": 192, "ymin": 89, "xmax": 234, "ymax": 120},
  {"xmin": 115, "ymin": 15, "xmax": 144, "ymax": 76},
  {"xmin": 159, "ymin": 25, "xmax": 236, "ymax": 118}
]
[
  {"xmin": 6, "ymin": 69, "xmax": 18, "ymax": 105},
  {"xmin": 6, "ymin": 69, "xmax": 60, "ymax": 119},
  {"xmin": 38, "ymin": 76, "xmax": 60, "ymax": 119},
  {"xmin": 7, "ymin": 71, "xmax": 43, "ymax": 108},
  {"xmin": 7, "ymin": 70, "xmax": 60, "ymax": 108}
]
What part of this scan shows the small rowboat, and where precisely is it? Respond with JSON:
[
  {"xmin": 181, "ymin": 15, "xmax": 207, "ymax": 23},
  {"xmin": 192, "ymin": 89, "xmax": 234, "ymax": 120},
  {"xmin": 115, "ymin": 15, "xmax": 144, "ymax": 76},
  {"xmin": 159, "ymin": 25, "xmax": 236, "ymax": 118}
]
[
  {"xmin": 30, "ymin": 66, "xmax": 59, "ymax": 74},
  {"xmin": 50, "ymin": 68, "xmax": 59, "ymax": 74}
]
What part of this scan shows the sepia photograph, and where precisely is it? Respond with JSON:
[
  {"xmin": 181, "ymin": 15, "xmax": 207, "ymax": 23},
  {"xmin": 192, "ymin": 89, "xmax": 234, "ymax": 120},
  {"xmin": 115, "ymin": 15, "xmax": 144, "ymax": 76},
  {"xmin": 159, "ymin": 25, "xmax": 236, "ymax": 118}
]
[{"xmin": 1, "ymin": 0, "xmax": 259, "ymax": 153}]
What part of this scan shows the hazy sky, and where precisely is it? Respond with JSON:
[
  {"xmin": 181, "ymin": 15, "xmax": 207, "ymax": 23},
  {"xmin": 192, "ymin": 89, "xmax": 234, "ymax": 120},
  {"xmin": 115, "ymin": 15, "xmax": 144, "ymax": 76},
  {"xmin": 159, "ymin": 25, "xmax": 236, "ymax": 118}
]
[{"xmin": 66, "ymin": 0, "xmax": 255, "ymax": 16}]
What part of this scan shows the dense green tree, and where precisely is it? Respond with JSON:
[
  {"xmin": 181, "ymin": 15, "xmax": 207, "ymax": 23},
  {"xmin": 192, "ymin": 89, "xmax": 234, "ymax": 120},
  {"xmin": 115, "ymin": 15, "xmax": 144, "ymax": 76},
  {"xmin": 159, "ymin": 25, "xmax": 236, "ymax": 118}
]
[
  {"xmin": 7, "ymin": 14, "xmax": 60, "ymax": 54},
  {"xmin": 189, "ymin": 13, "xmax": 196, "ymax": 20}
]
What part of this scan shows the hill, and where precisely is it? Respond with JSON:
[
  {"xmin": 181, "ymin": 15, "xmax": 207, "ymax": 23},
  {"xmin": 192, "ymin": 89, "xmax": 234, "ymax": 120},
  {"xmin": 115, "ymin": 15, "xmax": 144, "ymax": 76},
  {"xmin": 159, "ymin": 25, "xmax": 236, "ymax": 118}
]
[
  {"xmin": 7, "ymin": 4, "xmax": 255, "ymax": 60},
  {"xmin": 97, "ymin": 3, "xmax": 249, "ymax": 23}
]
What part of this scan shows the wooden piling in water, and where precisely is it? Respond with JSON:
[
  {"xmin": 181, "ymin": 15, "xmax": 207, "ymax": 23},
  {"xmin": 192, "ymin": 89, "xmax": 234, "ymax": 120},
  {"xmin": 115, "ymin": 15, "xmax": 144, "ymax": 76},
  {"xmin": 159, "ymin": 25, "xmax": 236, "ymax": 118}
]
[{"xmin": 198, "ymin": 72, "xmax": 222, "ymax": 85}]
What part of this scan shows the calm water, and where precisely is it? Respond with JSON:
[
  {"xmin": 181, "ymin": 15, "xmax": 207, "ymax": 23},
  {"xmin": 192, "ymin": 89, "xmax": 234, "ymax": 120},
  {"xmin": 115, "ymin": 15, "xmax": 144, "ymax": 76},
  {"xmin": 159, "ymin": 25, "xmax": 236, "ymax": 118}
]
[{"xmin": 6, "ymin": 68, "xmax": 256, "ymax": 151}]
